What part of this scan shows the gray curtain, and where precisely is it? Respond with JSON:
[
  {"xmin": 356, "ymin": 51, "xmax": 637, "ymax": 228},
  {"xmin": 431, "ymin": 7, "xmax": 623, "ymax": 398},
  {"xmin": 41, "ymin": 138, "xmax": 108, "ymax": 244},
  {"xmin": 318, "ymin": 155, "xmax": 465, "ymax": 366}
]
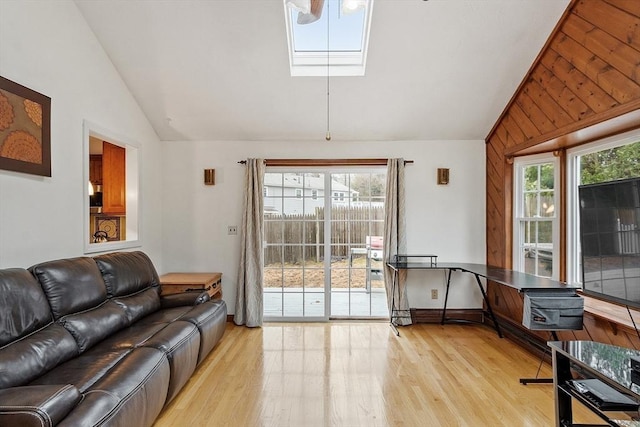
[
  {"xmin": 234, "ymin": 158, "xmax": 265, "ymax": 327},
  {"xmin": 383, "ymin": 158, "xmax": 411, "ymax": 326}
]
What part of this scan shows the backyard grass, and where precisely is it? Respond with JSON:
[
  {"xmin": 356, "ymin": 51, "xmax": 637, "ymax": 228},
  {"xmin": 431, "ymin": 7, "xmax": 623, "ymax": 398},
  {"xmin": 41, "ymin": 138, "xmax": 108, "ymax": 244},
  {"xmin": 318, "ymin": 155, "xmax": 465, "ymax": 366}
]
[{"xmin": 263, "ymin": 257, "xmax": 385, "ymax": 289}]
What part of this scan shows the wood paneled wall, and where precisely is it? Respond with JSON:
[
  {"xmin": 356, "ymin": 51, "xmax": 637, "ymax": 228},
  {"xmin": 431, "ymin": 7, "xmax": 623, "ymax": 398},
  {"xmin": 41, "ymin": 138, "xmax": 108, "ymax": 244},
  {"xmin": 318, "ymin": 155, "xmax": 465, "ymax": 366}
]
[
  {"xmin": 490, "ymin": 284, "xmax": 640, "ymax": 355},
  {"xmin": 484, "ymin": 0, "xmax": 640, "ymax": 346}
]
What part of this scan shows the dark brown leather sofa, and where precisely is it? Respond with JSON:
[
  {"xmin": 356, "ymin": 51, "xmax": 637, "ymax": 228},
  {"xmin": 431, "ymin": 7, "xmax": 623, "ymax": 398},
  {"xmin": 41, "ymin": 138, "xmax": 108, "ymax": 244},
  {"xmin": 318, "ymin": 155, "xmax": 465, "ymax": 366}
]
[{"xmin": 0, "ymin": 251, "xmax": 227, "ymax": 427}]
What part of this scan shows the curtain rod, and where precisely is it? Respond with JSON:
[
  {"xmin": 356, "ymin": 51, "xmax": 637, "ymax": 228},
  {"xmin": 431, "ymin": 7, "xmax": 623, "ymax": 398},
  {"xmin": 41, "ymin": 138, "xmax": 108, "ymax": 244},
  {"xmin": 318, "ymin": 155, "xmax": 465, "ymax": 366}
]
[{"xmin": 237, "ymin": 159, "xmax": 414, "ymax": 167}]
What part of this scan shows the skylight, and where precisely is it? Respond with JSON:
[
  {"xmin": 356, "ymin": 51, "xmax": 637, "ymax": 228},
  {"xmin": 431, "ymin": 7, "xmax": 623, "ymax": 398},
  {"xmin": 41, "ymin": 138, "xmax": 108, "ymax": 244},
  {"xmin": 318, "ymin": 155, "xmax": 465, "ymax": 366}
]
[{"xmin": 284, "ymin": 0, "xmax": 374, "ymax": 77}]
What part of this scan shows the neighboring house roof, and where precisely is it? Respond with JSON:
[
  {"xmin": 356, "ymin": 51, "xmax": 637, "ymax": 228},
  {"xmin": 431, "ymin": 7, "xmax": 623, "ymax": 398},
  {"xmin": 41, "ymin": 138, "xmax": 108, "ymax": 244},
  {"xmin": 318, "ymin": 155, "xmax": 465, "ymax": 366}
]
[{"xmin": 264, "ymin": 174, "xmax": 354, "ymax": 193}]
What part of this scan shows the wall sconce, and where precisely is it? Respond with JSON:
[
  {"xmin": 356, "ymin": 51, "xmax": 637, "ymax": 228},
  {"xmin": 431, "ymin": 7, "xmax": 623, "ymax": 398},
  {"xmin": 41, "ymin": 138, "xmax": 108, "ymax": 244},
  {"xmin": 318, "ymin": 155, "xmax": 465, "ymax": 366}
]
[
  {"xmin": 437, "ymin": 168, "xmax": 449, "ymax": 185},
  {"xmin": 204, "ymin": 169, "xmax": 215, "ymax": 185}
]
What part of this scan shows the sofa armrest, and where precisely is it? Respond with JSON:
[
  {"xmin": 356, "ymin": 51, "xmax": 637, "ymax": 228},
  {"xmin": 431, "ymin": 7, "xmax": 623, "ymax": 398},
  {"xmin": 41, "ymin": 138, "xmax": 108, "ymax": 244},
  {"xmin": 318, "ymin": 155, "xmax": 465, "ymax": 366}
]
[
  {"xmin": 0, "ymin": 384, "xmax": 81, "ymax": 427},
  {"xmin": 160, "ymin": 290, "xmax": 211, "ymax": 308}
]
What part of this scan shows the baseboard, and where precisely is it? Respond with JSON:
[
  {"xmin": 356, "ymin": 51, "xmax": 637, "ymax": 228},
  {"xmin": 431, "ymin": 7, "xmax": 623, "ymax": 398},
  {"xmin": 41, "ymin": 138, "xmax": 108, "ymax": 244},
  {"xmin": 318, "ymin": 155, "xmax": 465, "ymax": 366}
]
[
  {"xmin": 227, "ymin": 314, "xmax": 233, "ymax": 322},
  {"xmin": 410, "ymin": 308, "xmax": 484, "ymax": 324}
]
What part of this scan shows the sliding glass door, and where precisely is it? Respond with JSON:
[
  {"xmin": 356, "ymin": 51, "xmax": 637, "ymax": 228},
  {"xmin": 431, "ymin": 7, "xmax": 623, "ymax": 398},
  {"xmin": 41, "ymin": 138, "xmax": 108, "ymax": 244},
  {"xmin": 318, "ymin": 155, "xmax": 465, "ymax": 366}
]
[
  {"xmin": 263, "ymin": 172, "xmax": 327, "ymax": 320},
  {"xmin": 263, "ymin": 170, "xmax": 388, "ymax": 321},
  {"xmin": 329, "ymin": 172, "xmax": 388, "ymax": 318}
]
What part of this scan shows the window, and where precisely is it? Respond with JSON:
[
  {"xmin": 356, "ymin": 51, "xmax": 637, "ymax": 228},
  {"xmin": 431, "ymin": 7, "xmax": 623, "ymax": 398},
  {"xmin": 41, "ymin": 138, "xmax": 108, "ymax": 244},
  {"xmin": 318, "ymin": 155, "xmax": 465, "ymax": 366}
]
[
  {"xmin": 513, "ymin": 154, "xmax": 559, "ymax": 279},
  {"xmin": 263, "ymin": 187, "xmax": 268, "ymax": 197},
  {"xmin": 333, "ymin": 191, "xmax": 344, "ymax": 202},
  {"xmin": 312, "ymin": 189, "xmax": 318, "ymax": 200},
  {"xmin": 83, "ymin": 120, "xmax": 140, "ymax": 253},
  {"xmin": 283, "ymin": 0, "xmax": 374, "ymax": 76},
  {"xmin": 567, "ymin": 129, "xmax": 640, "ymax": 286},
  {"xmin": 295, "ymin": 188, "xmax": 303, "ymax": 199}
]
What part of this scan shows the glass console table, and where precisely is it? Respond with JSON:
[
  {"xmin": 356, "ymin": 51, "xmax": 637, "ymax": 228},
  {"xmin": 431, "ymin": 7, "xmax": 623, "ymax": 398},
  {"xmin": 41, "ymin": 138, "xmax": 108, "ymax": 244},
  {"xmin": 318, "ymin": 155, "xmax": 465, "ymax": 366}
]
[{"xmin": 550, "ymin": 340, "xmax": 640, "ymax": 426}]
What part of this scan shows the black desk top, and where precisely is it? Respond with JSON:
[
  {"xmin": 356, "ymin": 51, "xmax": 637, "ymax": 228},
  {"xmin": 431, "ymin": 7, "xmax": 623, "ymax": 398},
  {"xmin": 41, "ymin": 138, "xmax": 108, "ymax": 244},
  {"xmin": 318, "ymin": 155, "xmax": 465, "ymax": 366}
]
[
  {"xmin": 549, "ymin": 340, "xmax": 640, "ymax": 397},
  {"xmin": 386, "ymin": 261, "xmax": 580, "ymax": 292}
]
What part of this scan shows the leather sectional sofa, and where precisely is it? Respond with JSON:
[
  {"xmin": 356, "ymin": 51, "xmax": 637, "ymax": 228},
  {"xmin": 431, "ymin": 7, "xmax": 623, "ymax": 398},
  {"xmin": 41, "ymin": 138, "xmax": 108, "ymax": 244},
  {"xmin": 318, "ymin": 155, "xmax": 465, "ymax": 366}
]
[{"xmin": 0, "ymin": 251, "xmax": 227, "ymax": 427}]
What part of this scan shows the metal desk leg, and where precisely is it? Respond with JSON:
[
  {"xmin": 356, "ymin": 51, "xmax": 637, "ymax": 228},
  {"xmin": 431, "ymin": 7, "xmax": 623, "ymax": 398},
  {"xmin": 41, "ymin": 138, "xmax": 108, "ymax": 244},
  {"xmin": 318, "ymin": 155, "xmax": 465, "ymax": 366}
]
[
  {"xmin": 390, "ymin": 268, "xmax": 400, "ymax": 336},
  {"xmin": 473, "ymin": 273, "xmax": 503, "ymax": 338},
  {"xmin": 553, "ymin": 347, "xmax": 573, "ymax": 426},
  {"xmin": 441, "ymin": 268, "xmax": 453, "ymax": 325},
  {"xmin": 520, "ymin": 331, "xmax": 558, "ymax": 385}
]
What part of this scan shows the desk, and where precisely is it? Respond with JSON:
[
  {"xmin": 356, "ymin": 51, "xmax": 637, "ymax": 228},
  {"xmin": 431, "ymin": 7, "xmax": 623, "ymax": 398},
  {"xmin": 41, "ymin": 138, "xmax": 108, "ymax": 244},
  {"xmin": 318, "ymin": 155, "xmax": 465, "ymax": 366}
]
[
  {"xmin": 386, "ymin": 256, "xmax": 580, "ymax": 337},
  {"xmin": 550, "ymin": 341, "xmax": 640, "ymax": 426}
]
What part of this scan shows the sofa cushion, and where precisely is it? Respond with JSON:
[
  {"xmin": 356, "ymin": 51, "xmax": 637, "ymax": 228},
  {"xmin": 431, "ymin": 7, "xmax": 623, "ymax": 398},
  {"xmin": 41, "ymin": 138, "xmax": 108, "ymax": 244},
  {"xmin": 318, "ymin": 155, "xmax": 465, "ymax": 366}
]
[
  {"xmin": 0, "ymin": 268, "xmax": 79, "ymax": 389},
  {"xmin": 55, "ymin": 348, "xmax": 170, "ymax": 427},
  {"xmin": 31, "ymin": 348, "xmax": 131, "ymax": 393},
  {"xmin": 112, "ymin": 288, "xmax": 161, "ymax": 324},
  {"xmin": 90, "ymin": 322, "xmax": 168, "ymax": 353},
  {"xmin": 0, "ymin": 384, "xmax": 82, "ymax": 427},
  {"xmin": 61, "ymin": 301, "xmax": 130, "ymax": 353},
  {"xmin": 0, "ymin": 324, "xmax": 78, "ymax": 389},
  {"xmin": 94, "ymin": 251, "xmax": 161, "ymax": 299},
  {"xmin": 141, "ymin": 320, "xmax": 200, "ymax": 403},
  {"xmin": 176, "ymin": 300, "xmax": 227, "ymax": 365},
  {"xmin": 136, "ymin": 306, "xmax": 194, "ymax": 325},
  {"xmin": 56, "ymin": 391, "xmax": 119, "ymax": 427},
  {"xmin": 86, "ymin": 347, "xmax": 169, "ymax": 427},
  {"xmin": 0, "ymin": 268, "xmax": 53, "ymax": 346},
  {"xmin": 30, "ymin": 257, "xmax": 108, "ymax": 320},
  {"xmin": 31, "ymin": 322, "xmax": 167, "ymax": 392}
]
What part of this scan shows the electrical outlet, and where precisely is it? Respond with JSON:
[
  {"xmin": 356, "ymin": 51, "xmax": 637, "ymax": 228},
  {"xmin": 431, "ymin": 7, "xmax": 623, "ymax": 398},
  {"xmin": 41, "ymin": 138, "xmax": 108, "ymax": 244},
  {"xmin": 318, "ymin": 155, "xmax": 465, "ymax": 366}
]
[
  {"xmin": 227, "ymin": 226, "xmax": 238, "ymax": 235},
  {"xmin": 431, "ymin": 289, "xmax": 438, "ymax": 299}
]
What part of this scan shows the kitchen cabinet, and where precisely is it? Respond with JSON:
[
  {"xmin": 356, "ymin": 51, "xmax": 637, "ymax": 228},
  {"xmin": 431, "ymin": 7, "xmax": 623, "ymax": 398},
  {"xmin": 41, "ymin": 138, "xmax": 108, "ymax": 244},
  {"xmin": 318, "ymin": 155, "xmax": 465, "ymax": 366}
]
[
  {"xmin": 102, "ymin": 142, "xmax": 126, "ymax": 215},
  {"xmin": 89, "ymin": 155, "xmax": 102, "ymax": 186}
]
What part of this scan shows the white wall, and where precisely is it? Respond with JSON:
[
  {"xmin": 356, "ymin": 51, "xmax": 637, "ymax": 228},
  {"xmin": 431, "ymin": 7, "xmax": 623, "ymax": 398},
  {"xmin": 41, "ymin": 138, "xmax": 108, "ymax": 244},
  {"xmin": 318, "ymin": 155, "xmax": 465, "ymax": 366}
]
[
  {"xmin": 0, "ymin": 1, "xmax": 485, "ymax": 313},
  {"xmin": 0, "ymin": 1, "xmax": 164, "ymax": 268},
  {"xmin": 162, "ymin": 140, "xmax": 486, "ymax": 313}
]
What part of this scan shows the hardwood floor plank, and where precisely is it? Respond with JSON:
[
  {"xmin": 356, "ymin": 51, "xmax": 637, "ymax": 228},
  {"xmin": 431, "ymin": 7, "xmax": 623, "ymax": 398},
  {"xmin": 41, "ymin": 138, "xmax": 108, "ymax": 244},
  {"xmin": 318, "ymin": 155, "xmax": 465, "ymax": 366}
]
[{"xmin": 155, "ymin": 322, "xmax": 601, "ymax": 426}]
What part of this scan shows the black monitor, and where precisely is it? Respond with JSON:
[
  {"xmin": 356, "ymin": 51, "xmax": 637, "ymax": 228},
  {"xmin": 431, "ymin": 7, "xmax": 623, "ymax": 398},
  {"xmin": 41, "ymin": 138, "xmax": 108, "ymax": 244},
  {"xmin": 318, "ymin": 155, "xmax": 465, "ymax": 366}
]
[{"xmin": 579, "ymin": 177, "xmax": 640, "ymax": 307}]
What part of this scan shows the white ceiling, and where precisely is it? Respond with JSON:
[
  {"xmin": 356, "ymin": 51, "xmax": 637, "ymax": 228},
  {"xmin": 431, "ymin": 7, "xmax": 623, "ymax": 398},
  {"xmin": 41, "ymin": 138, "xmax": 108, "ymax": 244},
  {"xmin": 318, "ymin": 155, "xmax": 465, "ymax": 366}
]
[{"xmin": 74, "ymin": 0, "xmax": 570, "ymax": 142}]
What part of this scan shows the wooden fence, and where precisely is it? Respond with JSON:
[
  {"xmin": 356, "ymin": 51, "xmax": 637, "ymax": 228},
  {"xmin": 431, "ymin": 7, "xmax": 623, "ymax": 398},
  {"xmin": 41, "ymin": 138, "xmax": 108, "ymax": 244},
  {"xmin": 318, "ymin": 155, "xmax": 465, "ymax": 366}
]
[{"xmin": 264, "ymin": 206, "xmax": 384, "ymax": 265}]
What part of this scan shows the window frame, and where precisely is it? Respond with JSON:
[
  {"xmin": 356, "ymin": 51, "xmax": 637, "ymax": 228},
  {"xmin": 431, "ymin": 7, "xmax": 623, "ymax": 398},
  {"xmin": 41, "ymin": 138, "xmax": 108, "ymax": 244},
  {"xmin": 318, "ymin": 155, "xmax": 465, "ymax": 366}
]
[
  {"xmin": 283, "ymin": 0, "xmax": 375, "ymax": 77},
  {"xmin": 513, "ymin": 153, "xmax": 560, "ymax": 279},
  {"xmin": 566, "ymin": 128, "xmax": 640, "ymax": 286}
]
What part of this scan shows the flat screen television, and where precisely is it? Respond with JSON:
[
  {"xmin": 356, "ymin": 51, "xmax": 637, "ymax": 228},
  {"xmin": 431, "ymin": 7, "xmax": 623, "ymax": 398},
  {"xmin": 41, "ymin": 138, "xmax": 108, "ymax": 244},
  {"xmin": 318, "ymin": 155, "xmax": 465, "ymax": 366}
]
[{"xmin": 579, "ymin": 177, "xmax": 640, "ymax": 307}]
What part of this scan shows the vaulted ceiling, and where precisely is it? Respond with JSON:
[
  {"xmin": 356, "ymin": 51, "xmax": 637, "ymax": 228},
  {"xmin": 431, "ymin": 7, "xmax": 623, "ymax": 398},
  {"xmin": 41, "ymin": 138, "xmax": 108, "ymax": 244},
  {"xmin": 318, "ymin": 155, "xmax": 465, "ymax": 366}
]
[{"xmin": 75, "ymin": 0, "xmax": 570, "ymax": 142}]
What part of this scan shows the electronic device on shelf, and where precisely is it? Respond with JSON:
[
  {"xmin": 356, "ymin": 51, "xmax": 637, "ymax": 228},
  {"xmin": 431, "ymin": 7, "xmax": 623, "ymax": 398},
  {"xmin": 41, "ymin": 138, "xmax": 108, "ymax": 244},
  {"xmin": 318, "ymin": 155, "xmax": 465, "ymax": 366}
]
[{"xmin": 570, "ymin": 379, "xmax": 640, "ymax": 411}]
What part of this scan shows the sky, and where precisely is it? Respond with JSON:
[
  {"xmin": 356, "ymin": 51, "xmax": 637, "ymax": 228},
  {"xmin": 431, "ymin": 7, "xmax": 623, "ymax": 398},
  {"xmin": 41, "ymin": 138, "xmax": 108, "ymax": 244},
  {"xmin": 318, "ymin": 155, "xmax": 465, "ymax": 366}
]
[{"xmin": 291, "ymin": 0, "xmax": 366, "ymax": 52}]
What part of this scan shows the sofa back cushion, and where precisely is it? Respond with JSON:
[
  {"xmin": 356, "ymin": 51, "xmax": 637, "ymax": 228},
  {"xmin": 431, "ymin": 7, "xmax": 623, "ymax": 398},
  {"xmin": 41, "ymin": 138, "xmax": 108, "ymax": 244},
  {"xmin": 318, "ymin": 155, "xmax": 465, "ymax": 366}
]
[
  {"xmin": 0, "ymin": 268, "xmax": 78, "ymax": 388},
  {"xmin": 30, "ymin": 257, "xmax": 130, "ymax": 353},
  {"xmin": 94, "ymin": 251, "xmax": 161, "ymax": 297},
  {"xmin": 62, "ymin": 301, "xmax": 131, "ymax": 352},
  {"xmin": 94, "ymin": 251, "xmax": 161, "ymax": 322},
  {"xmin": 0, "ymin": 268, "xmax": 52, "ymax": 346},
  {"xmin": 0, "ymin": 323, "xmax": 79, "ymax": 388},
  {"xmin": 30, "ymin": 257, "xmax": 108, "ymax": 320}
]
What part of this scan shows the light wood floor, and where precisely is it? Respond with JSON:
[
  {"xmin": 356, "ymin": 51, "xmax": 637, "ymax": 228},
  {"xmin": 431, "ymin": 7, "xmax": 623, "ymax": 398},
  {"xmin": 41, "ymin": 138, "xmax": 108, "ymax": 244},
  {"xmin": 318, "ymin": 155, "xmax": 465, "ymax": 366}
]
[{"xmin": 154, "ymin": 322, "xmax": 599, "ymax": 427}]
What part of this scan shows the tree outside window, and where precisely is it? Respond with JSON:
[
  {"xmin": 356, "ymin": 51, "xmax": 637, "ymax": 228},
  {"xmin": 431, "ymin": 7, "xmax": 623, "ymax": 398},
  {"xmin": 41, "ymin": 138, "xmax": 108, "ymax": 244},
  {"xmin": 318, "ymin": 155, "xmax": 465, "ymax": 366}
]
[{"xmin": 580, "ymin": 141, "xmax": 640, "ymax": 185}]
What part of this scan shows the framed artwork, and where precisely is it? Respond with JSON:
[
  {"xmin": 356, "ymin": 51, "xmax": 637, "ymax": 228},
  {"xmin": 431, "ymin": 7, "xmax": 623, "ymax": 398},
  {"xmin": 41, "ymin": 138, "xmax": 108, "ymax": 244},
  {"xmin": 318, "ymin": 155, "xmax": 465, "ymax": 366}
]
[{"xmin": 0, "ymin": 76, "xmax": 51, "ymax": 176}]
